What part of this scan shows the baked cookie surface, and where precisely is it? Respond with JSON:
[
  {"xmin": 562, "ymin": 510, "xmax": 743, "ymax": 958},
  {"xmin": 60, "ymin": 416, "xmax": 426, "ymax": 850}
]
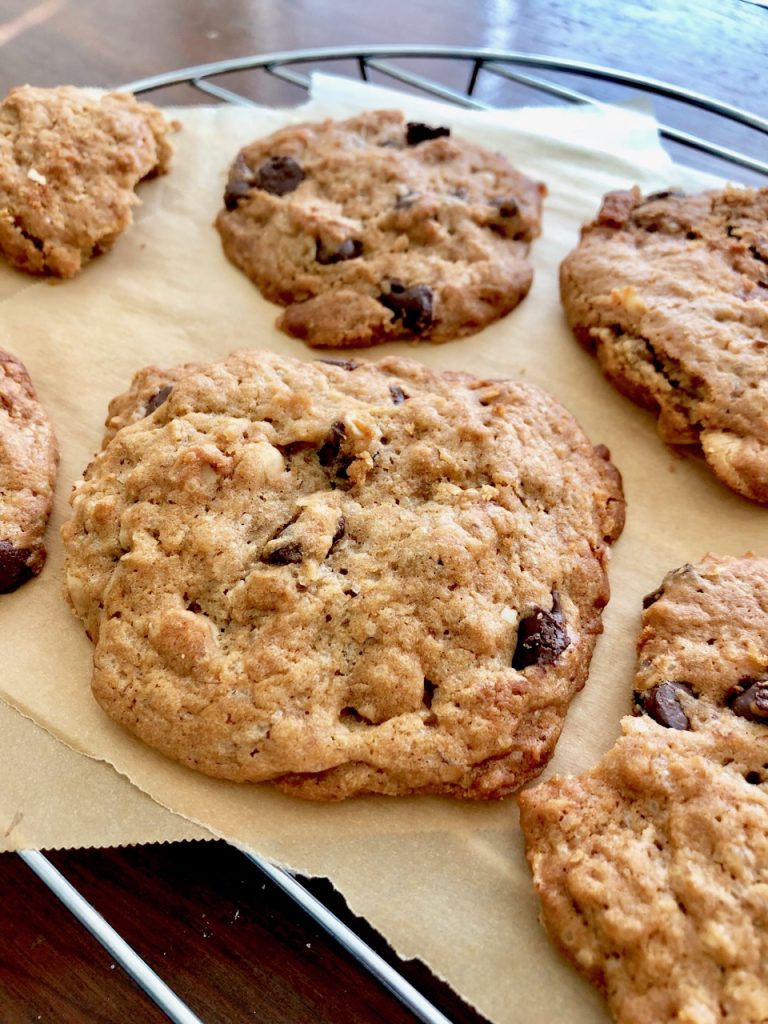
[
  {"xmin": 560, "ymin": 187, "xmax": 768, "ymax": 503},
  {"xmin": 0, "ymin": 85, "xmax": 178, "ymax": 277},
  {"xmin": 62, "ymin": 350, "xmax": 623, "ymax": 799},
  {"xmin": 215, "ymin": 111, "xmax": 545, "ymax": 348},
  {"xmin": 0, "ymin": 348, "xmax": 58, "ymax": 591},
  {"xmin": 520, "ymin": 554, "xmax": 768, "ymax": 1024}
]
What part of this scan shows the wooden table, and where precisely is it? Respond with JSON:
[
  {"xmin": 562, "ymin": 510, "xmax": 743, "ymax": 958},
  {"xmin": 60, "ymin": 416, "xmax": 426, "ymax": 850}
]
[{"xmin": 0, "ymin": 2, "xmax": 765, "ymax": 1022}]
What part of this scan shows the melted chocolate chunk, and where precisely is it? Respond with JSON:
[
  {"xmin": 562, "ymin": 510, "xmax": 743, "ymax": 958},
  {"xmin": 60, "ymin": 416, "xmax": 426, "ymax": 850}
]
[
  {"xmin": 642, "ymin": 586, "xmax": 664, "ymax": 610},
  {"xmin": 255, "ymin": 156, "xmax": 305, "ymax": 197},
  {"xmin": 316, "ymin": 238, "xmax": 363, "ymax": 265},
  {"xmin": 727, "ymin": 678, "xmax": 768, "ymax": 722},
  {"xmin": 317, "ymin": 421, "xmax": 347, "ymax": 467},
  {"xmin": 389, "ymin": 383, "xmax": 407, "ymax": 405},
  {"xmin": 318, "ymin": 358, "xmax": 359, "ymax": 371},
  {"xmin": 378, "ymin": 280, "xmax": 434, "ymax": 333},
  {"xmin": 263, "ymin": 541, "xmax": 303, "ymax": 565},
  {"xmin": 223, "ymin": 153, "xmax": 254, "ymax": 210},
  {"xmin": 406, "ymin": 122, "xmax": 451, "ymax": 146},
  {"xmin": 145, "ymin": 385, "xmax": 172, "ymax": 416},
  {"xmin": 0, "ymin": 540, "xmax": 34, "ymax": 593},
  {"xmin": 638, "ymin": 681, "xmax": 694, "ymax": 730},
  {"xmin": 512, "ymin": 591, "xmax": 570, "ymax": 669}
]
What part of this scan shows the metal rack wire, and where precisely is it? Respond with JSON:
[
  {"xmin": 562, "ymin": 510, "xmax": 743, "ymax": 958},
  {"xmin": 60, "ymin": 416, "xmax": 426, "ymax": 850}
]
[
  {"xmin": 18, "ymin": 44, "xmax": 767, "ymax": 1024},
  {"xmin": 120, "ymin": 45, "xmax": 768, "ymax": 178}
]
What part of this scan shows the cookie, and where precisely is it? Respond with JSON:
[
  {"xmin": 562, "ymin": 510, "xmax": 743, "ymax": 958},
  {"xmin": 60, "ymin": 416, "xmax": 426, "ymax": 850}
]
[
  {"xmin": 0, "ymin": 85, "xmax": 179, "ymax": 277},
  {"xmin": 519, "ymin": 555, "xmax": 768, "ymax": 1024},
  {"xmin": 0, "ymin": 348, "xmax": 58, "ymax": 591},
  {"xmin": 560, "ymin": 187, "xmax": 768, "ymax": 503},
  {"xmin": 61, "ymin": 350, "xmax": 623, "ymax": 799},
  {"xmin": 215, "ymin": 110, "xmax": 545, "ymax": 348}
]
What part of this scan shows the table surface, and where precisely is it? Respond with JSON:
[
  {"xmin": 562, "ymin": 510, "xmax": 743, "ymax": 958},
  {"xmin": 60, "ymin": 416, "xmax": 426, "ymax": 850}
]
[{"xmin": 0, "ymin": 2, "xmax": 765, "ymax": 1022}]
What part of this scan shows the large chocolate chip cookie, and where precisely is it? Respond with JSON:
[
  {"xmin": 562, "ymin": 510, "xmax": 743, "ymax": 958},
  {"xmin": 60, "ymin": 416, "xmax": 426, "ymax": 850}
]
[{"xmin": 62, "ymin": 350, "xmax": 623, "ymax": 799}]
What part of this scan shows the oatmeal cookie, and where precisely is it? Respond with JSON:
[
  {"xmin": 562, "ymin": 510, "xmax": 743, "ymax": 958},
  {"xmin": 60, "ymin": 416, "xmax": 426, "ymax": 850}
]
[
  {"xmin": 62, "ymin": 350, "xmax": 623, "ymax": 799},
  {"xmin": 0, "ymin": 85, "xmax": 178, "ymax": 277},
  {"xmin": 0, "ymin": 348, "xmax": 57, "ymax": 591},
  {"xmin": 520, "ymin": 554, "xmax": 768, "ymax": 1024},
  {"xmin": 215, "ymin": 110, "xmax": 545, "ymax": 348},
  {"xmin": 560, "ymin": 187, "xmax": 768, "ymax": 503}
]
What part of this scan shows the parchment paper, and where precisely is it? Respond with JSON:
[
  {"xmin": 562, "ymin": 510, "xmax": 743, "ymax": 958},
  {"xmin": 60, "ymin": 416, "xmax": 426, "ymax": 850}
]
[
  {"xmin": 1, "ymin": 76, "xmax": 765, "ymax": 1023},
  {"xmin": 0, "ymin": 700, "xmax": 210, "ymax": 851}
]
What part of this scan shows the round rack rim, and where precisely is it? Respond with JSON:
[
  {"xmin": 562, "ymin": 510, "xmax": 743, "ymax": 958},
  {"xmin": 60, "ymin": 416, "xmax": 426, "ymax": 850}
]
[{"xmin": 119, "ymin": 44, "xmax": 767, "ymax": 137}]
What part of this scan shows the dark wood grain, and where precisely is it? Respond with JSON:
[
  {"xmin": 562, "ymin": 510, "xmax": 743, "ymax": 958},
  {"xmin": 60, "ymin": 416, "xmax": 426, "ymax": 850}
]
[
  {"xmin": 2, "ymin": 844, "xmax": 489, "ymax": 1024},
  {"xmin": 0, "ymin": 2, "xmax": 764, "ymax": 1022}
]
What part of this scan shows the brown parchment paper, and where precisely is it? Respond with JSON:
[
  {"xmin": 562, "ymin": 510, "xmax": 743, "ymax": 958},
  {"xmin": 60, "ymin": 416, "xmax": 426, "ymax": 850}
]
[
  {"xmin": 0, "ymin": 700, "xmax": 210, "ymax": 851},
  {"xmin": 1, "ymin": 76, "xmax": 766, "ymax": 1023}
]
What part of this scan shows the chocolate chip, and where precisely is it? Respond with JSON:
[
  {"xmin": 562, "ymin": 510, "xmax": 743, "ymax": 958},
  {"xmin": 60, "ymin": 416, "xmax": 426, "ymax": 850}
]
[
  {"xmin": 263, "ymin": 541, "xmax": 303, "ymax": 565},
  {"xmin": 406, "ymin": 122, "xmax": 451, "ymax": 146},
  {"xmin": 727, "ymin": 678, "xmax": 768, "ymax": 722},
  {"xmin": 640, "ymin": 189, "xmax": 686, "ymax": 203},
  {"xmin": 145, "ymin": 385, "xmax": 172, "ymax": 415},
  {"xmin": 331, "ymin": 515, "xmax": 346, "ymax": 547},
  {"xmin": 512, "ymin": 591, "xmax": 570, "ymax": 669},
  {"xmin": 745, "ymin": 771, "xmax": 763, "ymax": 785},
  {"xmin": 642, "ymin": 586, "xmax": 664, "ymax": 609},
  {"xmin": 389, "ymin": 384, "xmax": 407, "ymax": 404},
  {"xmin": 0, "ymin": 540, "xmax": 34, "ymax": 593},
  {"xmin": 316, "ymin": 238, "xmax": 363, "ymax": 265},
  {"xmin": 492, "ymin": 197, "xmax": 519, "ymax": 218},
  {"xmin": 318, "ymin": 358, "xmax": 359, "ymax": 371},
  {"xmin": 223, "ymin": 153, "xmax": 254, "ymax": 210},
  {"xmin": 318, "ymin": 421, "xmax": 347, "ymax": 467},
  {"xmin": 636, "ymin": 681, "xmax": 694, "ymax": 730},
  {"xmin": 378, "ymin": 280, "xmax": 434, "ymax": 333},
  {"xmin": 255, "ymin": 156, "xmax": 304, "ymax": 197},
  {"xmin": 186, "ymin": 600, "xmax": 202, "ymax": 613}
]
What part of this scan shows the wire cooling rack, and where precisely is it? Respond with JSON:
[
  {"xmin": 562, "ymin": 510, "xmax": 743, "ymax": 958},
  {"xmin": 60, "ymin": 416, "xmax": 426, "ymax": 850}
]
[{"xmin": 18, "ymin": 45, "xmax": 768, "ymax": 1024}]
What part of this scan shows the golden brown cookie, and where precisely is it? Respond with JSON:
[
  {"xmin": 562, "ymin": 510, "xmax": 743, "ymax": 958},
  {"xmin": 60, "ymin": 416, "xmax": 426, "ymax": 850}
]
[
  {"xmin": 520, "ymin": 554, "xmax": 768, "ymax": 1024},
  {"xmin": 0, "ymin": 85, "xmax": 178, "ymax": 277},
  {"xmin": 215, "ymin": 111, "xmax": 546, "ymax": 348},
  {"xmin": 0, "ymin": 348, "xmax": 57, "ymax": 591},
  {"xmin": 560, "ymin": 187, "xmax": 768, "ymax": 503},
  {"xmin": 62, "ymin": 350, "xmax": 623, "ymax": 799}
]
